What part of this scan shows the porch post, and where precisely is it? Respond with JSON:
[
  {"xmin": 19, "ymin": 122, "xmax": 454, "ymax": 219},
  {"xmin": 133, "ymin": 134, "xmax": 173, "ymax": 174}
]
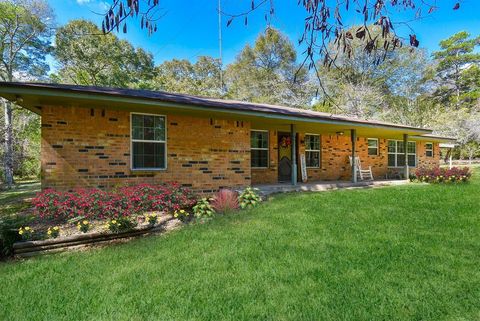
[
  {"xmin": 291, "ymin": 124, "xmax": 297, "ymax": 185},
  {"xmin": 351, "ymin": 129, "xmax": 357, "ymax": 183},
  {"xmin": 403, "ymin": 134, "xmax": 409, "ymax": 179}
]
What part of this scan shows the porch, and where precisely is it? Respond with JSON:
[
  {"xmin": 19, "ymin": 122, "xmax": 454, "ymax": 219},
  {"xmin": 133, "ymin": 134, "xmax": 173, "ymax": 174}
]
[{"xmin": 253, "ymin": 179, "xmax": 408, "ymax": 196}]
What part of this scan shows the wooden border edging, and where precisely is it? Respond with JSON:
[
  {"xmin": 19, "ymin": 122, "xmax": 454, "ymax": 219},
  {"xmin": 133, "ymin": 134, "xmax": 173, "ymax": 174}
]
[{"xmin": 13, "ymin": 217, "xmax": 174, "ymax": 258}]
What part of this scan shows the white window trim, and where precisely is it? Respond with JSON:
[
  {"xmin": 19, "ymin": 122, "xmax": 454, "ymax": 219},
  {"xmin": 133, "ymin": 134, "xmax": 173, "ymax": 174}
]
[
  {"xmin": 387, "ymin": 140, "xmax": 416, "ymax": 168},
  {"xmin": 425, "ymin": 142, "xmax": 434, "ymax": 157},
  {"xmin": 251, "ymin": 129, "xmax": 269, "ymax": 169},
  {"xmin": 130, "ymin": 112, "xmax": 167, "ymax": 171},
  {"xmin": 305, "ymin": 133, "xmax": 321, "ymax": 168},
  {"xmin": 367, "ymin": 138, "xmax": 379, "ymax": 156}
]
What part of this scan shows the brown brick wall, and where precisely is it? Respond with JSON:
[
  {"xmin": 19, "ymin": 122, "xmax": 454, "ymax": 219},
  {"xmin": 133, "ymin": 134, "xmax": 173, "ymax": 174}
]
[
  {"xmin": 40, "ymin": 105, "xmax": 441, "ymax": 191},
  {"xmin": 41, "ymin": 105, "xmax": 251, "ymax": 192}
]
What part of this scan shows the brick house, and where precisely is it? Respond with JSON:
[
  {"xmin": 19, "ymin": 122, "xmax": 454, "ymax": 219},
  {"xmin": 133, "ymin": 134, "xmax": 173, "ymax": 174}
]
[{"xmin": 0, "ymin": 82, "xmax": 455, "ymax": 193}]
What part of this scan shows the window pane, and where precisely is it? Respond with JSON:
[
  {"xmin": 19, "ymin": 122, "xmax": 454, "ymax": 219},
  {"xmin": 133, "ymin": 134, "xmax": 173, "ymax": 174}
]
[
  {"xmin": 397, "ymin": 141, "xmax": 405, "ymax": 153},
  {"xmin": 251, "ymin": 131, "xmax": 268, "ymax": 149},
  {"xmin": 132, "ymin": 114, "xmax": 143, "ymax": 127},
  {"xmin": 388, "ymin": 141, "xmax": 396, "ymax": 153},
  {"xmin": 144, "ymin": 127, "xmax": 155, "ymax": 140},
  {"xmin": 397, "ymin": 154, "xmax": 406, "ymax": 167},
  {"xmin": 426, "ymin": 150, "xmax": 433, "ymax": 157},
  {"xmin": 368, "ymin": 139, "xmax": 378, "ymax": 148},
  {"xmin": 408, "ymin": 155, "xmax": 416, "ymax": 167},
  {"xmin": 306, "ymin": 151, "xmax": 320, "ymax": 167},
  {"xmin": 368, "ymin": 147, "xmax": 378, "ymax": 156},
  {"xmin": 251, "ymin": 149, "xmax": 268, "ymax": 168},
  {"xmin": 144, "ymin": 115, "xmax": 154, "ymax": 128},
  {"xmin": 388, "ymin": 154, "xmax": 396, "ymax": 167},
  {"xmin": 132, "ymin": 142, "xmax": 165, "ymax": 169},
  {"xmin": 132, "ymin": 127, "xmax": 143, "ymax": 140},
  {"xmin": 305, "ymin": 135, "xmax": 320, "ymax": 151},
  {"xmin": 407, "ymin": 142, "xmax": 416, "ymax": 153}
]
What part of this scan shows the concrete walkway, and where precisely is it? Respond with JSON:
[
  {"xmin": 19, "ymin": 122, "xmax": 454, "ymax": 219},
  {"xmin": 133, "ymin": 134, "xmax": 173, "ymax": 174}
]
[{"xmin": 254, "ymin": 179, "xmax": 409, "ymax": 196}]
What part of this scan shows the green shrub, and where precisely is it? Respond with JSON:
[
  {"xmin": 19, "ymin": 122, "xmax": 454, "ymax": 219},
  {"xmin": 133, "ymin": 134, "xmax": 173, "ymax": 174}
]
[
  {"xmin": 193, "ymin": 198, "xmax": 215, "ymax": 220},
  {"xmin": 173, "ymin": 209, "xmax": 191, "ymax": 222},
  {"xmin": 77, "ymin": 220, "xmax": 91, "ymax": 233},
  {"xmin": 47, "ymin": 226, "xmax": 60, "ymax": 239},
  {"xmin": 0, "ymin": 215, "xmax": 30, "ymax": 258},
  {"xmin": 145, "ymin": 213, "xmax": 158, "ymax": 226},
  {"xmin": 105, "ymin": 217, "xmax": 137, "ymax": 233},
  {"xmin": 239, "ymin": 187, "xmax": 262, "ymax": 209}
]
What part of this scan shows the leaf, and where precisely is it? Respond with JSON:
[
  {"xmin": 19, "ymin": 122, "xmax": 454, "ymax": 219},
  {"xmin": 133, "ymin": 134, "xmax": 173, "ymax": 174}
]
[
  {"xmin": 245, "ymin": 16, "xmax": 248, "ymax": 25},
  {"xmin": 226, "ymin": 18, "xmax": 233, "ymax": 27},
  {"xmin": 453, "ymin": 3, "xmax": 460, "ymax": 10},
  {"xmin": 123, "ymin": 23, "xmax": 127, "ymax": 33}
]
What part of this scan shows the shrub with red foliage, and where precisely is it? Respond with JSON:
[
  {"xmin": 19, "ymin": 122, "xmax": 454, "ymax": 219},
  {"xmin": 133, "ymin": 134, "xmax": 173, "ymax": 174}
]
[
  {"xmin": 414, "ymin": 166, "xmax": 472, "ymax": 183},
  {"xmin": 32, "ymin": 183, "xmax": 196, "ymax": 221},
  {"xmin": 211, "ymin": 189, "xmax": 239, "ymax": 214}
]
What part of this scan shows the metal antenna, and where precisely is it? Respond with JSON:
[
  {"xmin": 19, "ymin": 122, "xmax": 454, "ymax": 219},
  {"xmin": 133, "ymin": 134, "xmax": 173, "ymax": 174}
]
[{"xmin": 218, "ymin": 0, "xmax": 224, "ymax": 91}]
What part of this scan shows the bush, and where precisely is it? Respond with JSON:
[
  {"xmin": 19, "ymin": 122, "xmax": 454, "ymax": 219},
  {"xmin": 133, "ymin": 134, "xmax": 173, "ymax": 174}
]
[
  {"xmin": 414, "ymin": 166, "xmax": 472, "ymax": 183},
  {"xmin": 105, "ymin": 217, "xmax": 137, "ymax": 233},
  {"xmin": 32, "ymin": 183, "xmax": 196, "ymax": 222},
  {"xmin": 77, "ymin": 220, "xmax": 91, "ymax": 233},
  {"xmin": 0, "ymin": 215, "xmax": 31, "ymax": 258},
  {"xmin": 145, "ymin": 213, "xmax": 158, "ymax": 226},
  {"xmin": 211, "ymin": 189, "xmax": 239, "ymax": 214},
  {"xmin": 18, "ymin": 226, "xmax": 34, "ymax": 240},
  {"xmin": 193, "ymin": 198, "xmax": 215, "ymax": 220},
  {"xmin": 47, "ymin": 226, "xmax": 60, "ymax": 239},
  {"xmin": 238, "ymin": 187, "xmax": 262, "ymax": 209},
  {"xmin": 173, "ymin": 209, "xmax": 191, "ymax": 222}
]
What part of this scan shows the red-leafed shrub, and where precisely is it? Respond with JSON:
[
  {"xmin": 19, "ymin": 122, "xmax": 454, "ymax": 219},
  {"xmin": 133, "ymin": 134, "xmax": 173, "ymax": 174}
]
[
  {"xmin": 414, "ymin": 166, "xmax": 472, "ymax": 183},
  {"xmin": 32, "ymin": 183, "xmax": 196, "ymax": 221},
  {"xmin": 211, "ymin": 189, "xmax": 239, "ymax": 214}
]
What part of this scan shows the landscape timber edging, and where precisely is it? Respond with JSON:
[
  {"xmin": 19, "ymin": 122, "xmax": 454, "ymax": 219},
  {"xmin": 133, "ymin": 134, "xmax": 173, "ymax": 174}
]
[{"xmin": 13, "ymin": 216, "xmax": 175, "ymax": 258}]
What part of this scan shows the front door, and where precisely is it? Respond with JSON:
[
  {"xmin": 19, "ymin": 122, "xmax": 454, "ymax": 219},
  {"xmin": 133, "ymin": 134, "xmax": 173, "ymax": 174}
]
[{"xmin": 278, "ymin": 132, "xmax": 292, "ymax": 182}]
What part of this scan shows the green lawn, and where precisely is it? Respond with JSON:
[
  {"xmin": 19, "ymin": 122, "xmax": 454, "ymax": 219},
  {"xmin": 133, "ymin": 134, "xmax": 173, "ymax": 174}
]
[
  {"xmin": 0, "ymin": 179, "xmax": 40, "ymax": 217},
  {"xmin": 1, "ymin": 174, "xmax": 480, "ymax": 321}
]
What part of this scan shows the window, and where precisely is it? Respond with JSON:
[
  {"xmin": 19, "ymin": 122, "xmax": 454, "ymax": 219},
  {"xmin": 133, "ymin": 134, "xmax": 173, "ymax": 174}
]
[
  {"xmin": 388, "ymin": 140, "xmax": 416, "ymax": 167},
  {"xmin": 251, "ymin": 130, "xmax": 269, "ymax": 168},
  {"xmin": 131, "ymin": 113, "xmax": 166, "ymax": 170},
  {"xmin": 305, "ymin": 134, "xmax": 320, "ymax": 168},
  {"xmin": 367, "ymin": 138, "xmax": 378, "ymax": 156},
  {"xmin": 425, "ymin": 143, "xmax": 433, "ymax": 157}
]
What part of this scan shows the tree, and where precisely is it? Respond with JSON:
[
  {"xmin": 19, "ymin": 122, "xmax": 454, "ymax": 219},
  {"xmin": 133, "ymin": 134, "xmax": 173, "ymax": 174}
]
[
  {"xmin": 96, "ymin": 0, "xmax": 463, "ymax": 88},
  {"xmin": 154, "ymin": 56, "xmax": 223, "ymax": 97},
  {"xmin": 432, "ymin": 31, "xmax": 480, "ymax": 106},
  {"xmin": 0, "ymin": 0, "xmax": 54, "ymax": 187},
  {"xmin": 52, "ymin": 19, "xmax": 155, "ymax": 88},
  {"xmin": 225, "ymin": 28, "xmax": 314, "ymax": 107}
]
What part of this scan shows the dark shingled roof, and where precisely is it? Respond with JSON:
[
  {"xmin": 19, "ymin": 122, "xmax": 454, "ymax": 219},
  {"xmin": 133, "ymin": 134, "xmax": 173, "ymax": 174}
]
[{"xmin": 0, "ymin": 82, "xmax": 433, "ymax": 133}]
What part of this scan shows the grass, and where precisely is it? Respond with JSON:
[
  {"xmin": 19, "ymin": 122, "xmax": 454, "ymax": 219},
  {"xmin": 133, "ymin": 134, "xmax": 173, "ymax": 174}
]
[
  {"xmin": 1, "ymin": 174, "xmax": 480, "ymax": 320},
  {"xmin": 0, "ymin": 179, "xmax": 40, "ymax": 217}
]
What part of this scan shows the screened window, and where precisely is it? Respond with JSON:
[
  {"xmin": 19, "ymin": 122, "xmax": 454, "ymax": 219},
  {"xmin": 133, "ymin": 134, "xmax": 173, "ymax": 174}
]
[
  {"xmin": 388, "ymin": 140, "xmax": 416, "ymax": 167},
  {"xmin": 305, "ymin": 134, "xmax": 320, "ymax": 168},
  {"xmin": 368, "ymin": 138, "xmax": 378, "ymax": 156},
  {"xmin": 131, "ymin": 113, "xmax": 166, "ymax": 170},
  {"xmin": 251, "ymin": 130, "xmax": 269, "ymax": 168},
  {"xmin": 425, "ymin": 143, "xmax": 433, "ymax": 157}
]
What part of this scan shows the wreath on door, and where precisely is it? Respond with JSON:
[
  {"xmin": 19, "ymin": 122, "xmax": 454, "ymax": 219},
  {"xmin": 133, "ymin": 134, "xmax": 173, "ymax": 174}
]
[{"xmin": 280, "ymin": 136, "xmax": 291, "ymax": 148}]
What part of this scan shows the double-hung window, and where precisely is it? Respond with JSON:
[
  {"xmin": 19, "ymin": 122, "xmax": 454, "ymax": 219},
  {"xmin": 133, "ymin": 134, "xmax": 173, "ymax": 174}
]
[
  {"xmin": 305, "ymin": 134, "xmax": 320, "ymax": 168},
  {"xmin": 131, "ymin": 113, "xmax": 166, "ymax": 170},
  {"xmin": 425, "ymin": 143, "xmax": 433, "ymax": 157},
  {"xmin": 367, "ymin": 138, "xmax": 379, "ymax": 156},
  {"xmin": 388, "ymin": 140, "xmax": 416, "ymax": 167},
  {"xmin": 251, "ymin": 130, "xmax": 269, "ymax": 168},
  {"xmin": 250, "ymin": 130, "xmax": 268, "ymax": 168}
]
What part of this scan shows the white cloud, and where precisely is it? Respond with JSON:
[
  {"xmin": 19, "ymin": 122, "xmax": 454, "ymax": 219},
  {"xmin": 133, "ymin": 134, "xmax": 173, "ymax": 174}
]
[{"xmin": 76, "ymin": 0, "xmax": 92, "ymax": 4}]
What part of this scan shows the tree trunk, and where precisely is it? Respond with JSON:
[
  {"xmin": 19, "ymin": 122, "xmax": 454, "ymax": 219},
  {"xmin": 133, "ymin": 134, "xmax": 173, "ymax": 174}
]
[{"xmin": 3, "ymin": 99, "xmax": 15, "ymax": 187}]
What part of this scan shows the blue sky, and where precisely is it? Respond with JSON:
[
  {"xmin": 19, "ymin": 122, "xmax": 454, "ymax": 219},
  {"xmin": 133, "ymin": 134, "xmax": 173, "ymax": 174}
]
[{"xmin": 48, "ymin": 0, "xmax": 480, "ymax": 67}]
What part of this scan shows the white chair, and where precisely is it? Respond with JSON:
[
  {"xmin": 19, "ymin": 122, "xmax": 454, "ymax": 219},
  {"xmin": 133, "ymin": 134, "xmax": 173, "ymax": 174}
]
[{"xmin": 349, "ymin": 156, "xmax": 374, "ymax": 181}]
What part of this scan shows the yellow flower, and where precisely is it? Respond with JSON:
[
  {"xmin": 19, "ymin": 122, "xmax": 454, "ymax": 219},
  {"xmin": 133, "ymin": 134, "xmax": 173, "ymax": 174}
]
[
  {"xmin": 83, "ymin": 220, "xmax": 89, "ymax": 225},
  {"xmin": 25, "ymin": 227, "xmax": 30, "ymax": 231},
  {"xmin": 47, "ymin": 230, "xmax": 52, "ymax": 235},
  {"xmin": 54, "ymin": 226, "xmax": 59, "ymax": 230},
  {"xmin": 19, "ymin": 230, "xmax": 24, "ymax": 235},
  {"xmin": 111, "ymin": 220, "xmax": 117, "ymax": 224}
]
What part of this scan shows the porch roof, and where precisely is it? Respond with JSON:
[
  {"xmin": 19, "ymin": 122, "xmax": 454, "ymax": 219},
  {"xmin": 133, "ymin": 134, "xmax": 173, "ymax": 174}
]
[{"xmin": 0, "ymin": 81, "xmax": 454, "ymax": 141}]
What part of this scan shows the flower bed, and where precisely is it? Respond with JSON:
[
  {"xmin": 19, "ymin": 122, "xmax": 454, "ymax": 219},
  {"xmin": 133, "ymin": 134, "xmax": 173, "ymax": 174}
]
[
  {"xmin": 413, "ymin": 166, "xmax": 472, "ymax": 183},
  {"xmin": 32, "ymin": 183, "xmax": 196, "ymax": 221}
]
